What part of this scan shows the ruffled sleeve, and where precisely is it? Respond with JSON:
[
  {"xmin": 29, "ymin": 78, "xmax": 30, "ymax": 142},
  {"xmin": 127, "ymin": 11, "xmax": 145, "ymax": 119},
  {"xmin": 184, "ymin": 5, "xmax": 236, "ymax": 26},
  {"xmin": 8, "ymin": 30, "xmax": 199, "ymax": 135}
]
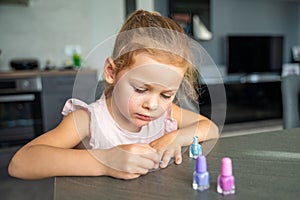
[
  {"xmin": 164, "ymin": 106, "xmax": 178, "ymax": 133},
  {"xmin": 61, "ymin": 98, "xmax": 90, "ymax": 116}
]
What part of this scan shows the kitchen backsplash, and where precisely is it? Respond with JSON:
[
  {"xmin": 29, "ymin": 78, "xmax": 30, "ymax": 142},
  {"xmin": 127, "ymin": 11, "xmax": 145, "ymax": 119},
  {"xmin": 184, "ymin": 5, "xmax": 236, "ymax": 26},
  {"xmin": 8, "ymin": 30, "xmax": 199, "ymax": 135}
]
[{"xmin": 0, "ymin": 0, "xmax": 125, "ymax": 71}]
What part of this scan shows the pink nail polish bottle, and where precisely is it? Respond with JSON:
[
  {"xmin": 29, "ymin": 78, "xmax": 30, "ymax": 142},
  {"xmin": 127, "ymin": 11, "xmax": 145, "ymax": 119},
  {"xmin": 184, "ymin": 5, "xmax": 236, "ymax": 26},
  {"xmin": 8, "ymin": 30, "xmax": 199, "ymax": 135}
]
[{"xmin": 217, "ymin": 157, "xmax": 235, "ymax": 195}]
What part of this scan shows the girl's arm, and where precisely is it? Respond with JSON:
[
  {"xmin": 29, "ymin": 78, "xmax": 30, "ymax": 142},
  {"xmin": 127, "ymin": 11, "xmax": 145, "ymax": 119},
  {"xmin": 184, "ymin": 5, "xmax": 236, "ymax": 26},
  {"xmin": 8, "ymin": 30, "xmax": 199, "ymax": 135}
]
[
  {"xmin": 172, "ymin": 102, "xmax": 219, "ymax": 145},
  {"xmin": 150, "ymin": 103, "xmax": 219, "ymax": 167},
  {"xmin": 8, "ymin": 109, "xmax": 107, "ymax": 179},
  {"xmin": 8, "ymin": 109, "xmax": 160, "ymax": 180}
]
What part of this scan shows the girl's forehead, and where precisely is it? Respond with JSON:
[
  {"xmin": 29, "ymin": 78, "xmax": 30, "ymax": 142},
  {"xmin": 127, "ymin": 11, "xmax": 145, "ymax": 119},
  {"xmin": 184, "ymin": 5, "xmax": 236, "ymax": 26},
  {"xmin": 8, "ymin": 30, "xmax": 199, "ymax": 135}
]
[
  {"xmin": 130, "ymin": 52, "xmax": 186, "ymax": 73},
  {"xmin": 122, "ymin": 64, "xmax": 184, "ymax": 88}
]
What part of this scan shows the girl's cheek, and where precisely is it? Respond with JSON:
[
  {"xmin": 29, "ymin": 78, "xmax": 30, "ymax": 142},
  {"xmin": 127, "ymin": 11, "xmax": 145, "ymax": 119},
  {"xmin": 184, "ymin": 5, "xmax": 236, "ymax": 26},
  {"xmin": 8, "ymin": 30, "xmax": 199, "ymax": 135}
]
[
  {"xmin": 128, "ymin": 94, "xmax": 141, "ymax": 106},
  {"xmin": 128, "ymin": 96, "xmax": 143, "ymax": 113}
]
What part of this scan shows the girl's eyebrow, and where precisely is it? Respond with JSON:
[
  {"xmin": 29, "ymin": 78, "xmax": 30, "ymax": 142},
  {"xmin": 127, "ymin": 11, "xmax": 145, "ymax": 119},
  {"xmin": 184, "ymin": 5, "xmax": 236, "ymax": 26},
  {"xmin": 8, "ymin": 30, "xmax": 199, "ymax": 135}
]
[
  {"xmin": 130, "ymin": 79, "xmax": 177, "ymax": 92},
  {"xmin": 144, "ymin": 83, "xmax": 177, "ymax": 92}
]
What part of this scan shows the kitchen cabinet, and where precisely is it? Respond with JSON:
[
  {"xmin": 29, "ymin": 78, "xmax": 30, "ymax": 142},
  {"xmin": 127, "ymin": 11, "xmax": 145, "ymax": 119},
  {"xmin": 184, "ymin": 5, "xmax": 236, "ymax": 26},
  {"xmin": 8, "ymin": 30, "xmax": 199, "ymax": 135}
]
[
  {"xmin": 0, "ymin": 69, "xmax": 98, "ymax": 146},
  {"xmin": 199, "ymin": 75, "xmax": 282, "ymax": 124},
  {"xmin": 169, "ymin": 0, "xmax": 212, "ymax": 40},
  {"xmin": 41, "ymin": 70, "xmax": 98, "ymax": 132}
]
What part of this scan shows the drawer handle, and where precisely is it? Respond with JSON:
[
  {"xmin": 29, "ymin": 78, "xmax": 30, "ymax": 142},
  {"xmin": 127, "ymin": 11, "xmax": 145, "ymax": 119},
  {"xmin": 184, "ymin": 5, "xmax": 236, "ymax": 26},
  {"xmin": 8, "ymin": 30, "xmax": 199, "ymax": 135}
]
[{"xmin": 0, "ymin": 94, "xmax": 35, "ymax": 102}]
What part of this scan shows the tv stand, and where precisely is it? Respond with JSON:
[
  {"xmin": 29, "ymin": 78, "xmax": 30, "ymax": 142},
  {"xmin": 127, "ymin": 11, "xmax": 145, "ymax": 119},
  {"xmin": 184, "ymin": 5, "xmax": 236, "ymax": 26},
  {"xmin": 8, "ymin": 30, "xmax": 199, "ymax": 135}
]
[
  {"xmin": 200, "ymin": 73, "xmax": 282, "ymax": 124},
  {"xmin": 225, "ymin": 73, "xmax": 281, "ymax": 83}
]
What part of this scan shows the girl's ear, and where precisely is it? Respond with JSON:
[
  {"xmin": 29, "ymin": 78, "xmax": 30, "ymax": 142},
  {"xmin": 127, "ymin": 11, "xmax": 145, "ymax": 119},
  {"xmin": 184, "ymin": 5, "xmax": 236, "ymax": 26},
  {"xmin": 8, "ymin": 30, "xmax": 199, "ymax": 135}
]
[{"xmin": 104, "ymin": 57, "xmax": 117, "ymax": 84}]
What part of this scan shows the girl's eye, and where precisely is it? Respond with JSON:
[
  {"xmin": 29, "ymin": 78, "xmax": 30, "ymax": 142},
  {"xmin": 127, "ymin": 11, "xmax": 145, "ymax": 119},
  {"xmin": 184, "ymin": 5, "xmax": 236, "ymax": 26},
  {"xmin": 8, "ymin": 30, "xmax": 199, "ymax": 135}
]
[
  {"xmin": 161, "ymin": 94, "xmax": 172, "ymax": 99},
  {"xmin": 134, "ymin": 87, "xmax": 147, "ymax": 93}
]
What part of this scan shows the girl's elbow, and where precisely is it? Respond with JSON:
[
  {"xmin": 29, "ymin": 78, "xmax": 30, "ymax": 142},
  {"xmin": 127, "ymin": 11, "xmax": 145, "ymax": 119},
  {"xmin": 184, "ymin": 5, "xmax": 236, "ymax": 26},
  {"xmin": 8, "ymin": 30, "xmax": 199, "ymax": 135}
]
[
  {"xmin": 8, "ymin": 158, "xmax": 19, "ymax": 178},
  {"xmin": 214, "ymin": 124, "xmax": 220, "ymax": 137},
  {"xmin": 8, "ymin": 153, "xmax": 29, "ymax": 179},
  {"xmin": 208, "ymin": 121, "xmax": 219, "ymax": 140}
]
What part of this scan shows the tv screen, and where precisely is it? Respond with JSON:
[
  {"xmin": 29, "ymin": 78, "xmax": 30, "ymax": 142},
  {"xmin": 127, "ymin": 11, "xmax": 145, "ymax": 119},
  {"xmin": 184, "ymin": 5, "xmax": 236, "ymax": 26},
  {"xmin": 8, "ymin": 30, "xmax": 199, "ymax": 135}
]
[{"xmin": 227, "ymin": 35, "xmax": 283, "ymax": 74}]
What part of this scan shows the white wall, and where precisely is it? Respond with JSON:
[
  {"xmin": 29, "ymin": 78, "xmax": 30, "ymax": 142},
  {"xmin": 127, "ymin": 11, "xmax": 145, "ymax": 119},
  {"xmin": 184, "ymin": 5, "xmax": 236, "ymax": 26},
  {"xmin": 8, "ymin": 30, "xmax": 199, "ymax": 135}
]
[
  {"xmin": 136, "ymin": 0, "xmax": 154, "ymax": 11},
  {"xmin": 1, "ymin": 0, "xmax": 299, "ymax": 70},
  {"xmin": 207, "ymin": 0, "xmax": 300, "ymax": 64},
  {"xmin": 0, "ymin": 0, "xmax": 125, "ymax": 71},
  {"xmin": 154, "ymin": 0, "xmax": 300, "ymax": 65}
]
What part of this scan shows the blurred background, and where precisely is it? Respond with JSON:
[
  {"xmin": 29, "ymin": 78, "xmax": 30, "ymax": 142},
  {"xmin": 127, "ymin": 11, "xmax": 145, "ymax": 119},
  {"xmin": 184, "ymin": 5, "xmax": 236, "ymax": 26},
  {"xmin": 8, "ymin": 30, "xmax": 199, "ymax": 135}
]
[{"xmin": 0, "ymin": 1, "xmax": 300, "ymax": 199}]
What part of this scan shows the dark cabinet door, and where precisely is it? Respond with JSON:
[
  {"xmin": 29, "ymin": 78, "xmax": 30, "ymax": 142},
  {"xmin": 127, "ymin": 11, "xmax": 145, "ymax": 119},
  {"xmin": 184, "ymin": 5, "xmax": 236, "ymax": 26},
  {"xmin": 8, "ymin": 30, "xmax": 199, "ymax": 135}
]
[
  {"xmin": 199, "ymin": 81, "xmax": 282, "ymax": 124},
  {"xmin": 41, "ymin": 72, "xmax": 98, "ymax": 132}
]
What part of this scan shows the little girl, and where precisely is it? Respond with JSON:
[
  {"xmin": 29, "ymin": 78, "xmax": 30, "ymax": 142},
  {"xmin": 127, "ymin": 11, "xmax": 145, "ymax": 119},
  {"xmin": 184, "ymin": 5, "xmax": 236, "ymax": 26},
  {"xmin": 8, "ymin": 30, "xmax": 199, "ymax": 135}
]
[{"xmin": 8, "ymin": 10, "xmax": 219, "ymax": 180}]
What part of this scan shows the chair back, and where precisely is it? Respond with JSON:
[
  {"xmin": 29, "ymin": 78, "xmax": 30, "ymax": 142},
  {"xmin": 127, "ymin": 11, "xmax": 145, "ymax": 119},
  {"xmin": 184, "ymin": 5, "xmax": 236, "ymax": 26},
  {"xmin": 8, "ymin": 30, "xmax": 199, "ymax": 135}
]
[
  {"xmin": 95, "ymin": 80, "xmax": 107, "ymax": 100},
  {"xmin": 281, "ymin": 75, "xmax": 300, "ymax": 129}
]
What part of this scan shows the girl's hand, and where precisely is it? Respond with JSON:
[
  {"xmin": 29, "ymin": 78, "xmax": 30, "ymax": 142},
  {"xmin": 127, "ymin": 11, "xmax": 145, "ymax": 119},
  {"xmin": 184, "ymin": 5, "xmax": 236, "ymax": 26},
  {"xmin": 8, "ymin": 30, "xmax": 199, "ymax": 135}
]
[
  {"xmin": 149, "ymin": 132, "xmax": 183, "ymax": 168},
  {"xmin": 92, "ymin": 143, "xmax": 161, "ymax": 179}
]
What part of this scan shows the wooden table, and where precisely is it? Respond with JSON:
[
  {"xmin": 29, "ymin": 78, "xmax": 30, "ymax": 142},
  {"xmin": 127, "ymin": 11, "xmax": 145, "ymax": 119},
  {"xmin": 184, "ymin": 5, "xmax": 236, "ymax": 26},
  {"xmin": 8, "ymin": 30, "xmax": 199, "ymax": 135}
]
[{"xmin": 54, "ymin": 128, "xmax": 300, "ymax": 200}]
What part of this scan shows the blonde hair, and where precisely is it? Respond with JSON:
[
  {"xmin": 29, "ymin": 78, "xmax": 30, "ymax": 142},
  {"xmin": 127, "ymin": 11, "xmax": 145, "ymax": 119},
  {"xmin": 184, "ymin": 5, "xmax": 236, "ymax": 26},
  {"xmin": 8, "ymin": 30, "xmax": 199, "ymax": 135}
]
[{"xmin": 111, "ymin": 9, "xmax": 200, "ymax": 101}]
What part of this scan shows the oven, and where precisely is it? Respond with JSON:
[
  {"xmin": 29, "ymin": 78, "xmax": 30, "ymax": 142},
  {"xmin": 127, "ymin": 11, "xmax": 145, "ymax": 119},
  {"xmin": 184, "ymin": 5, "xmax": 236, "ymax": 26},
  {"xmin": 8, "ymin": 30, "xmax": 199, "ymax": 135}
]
[{"xmin": 0, "ymin": 76, "xmax": 43, "ymax": 146}]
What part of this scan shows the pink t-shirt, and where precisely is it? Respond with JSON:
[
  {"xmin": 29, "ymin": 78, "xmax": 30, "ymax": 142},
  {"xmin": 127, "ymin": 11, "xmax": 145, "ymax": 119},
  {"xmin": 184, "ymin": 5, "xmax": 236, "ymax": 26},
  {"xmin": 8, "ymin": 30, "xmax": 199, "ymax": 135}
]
[{"xmin": 61, "ymin": 94, "xmax": 178, "ymax": 149}]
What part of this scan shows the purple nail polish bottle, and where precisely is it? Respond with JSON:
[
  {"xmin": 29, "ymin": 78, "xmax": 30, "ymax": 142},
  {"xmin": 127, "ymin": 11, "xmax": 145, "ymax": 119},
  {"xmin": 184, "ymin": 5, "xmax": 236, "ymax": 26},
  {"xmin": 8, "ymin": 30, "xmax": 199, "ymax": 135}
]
[
  {"xmin": 192, "ymin": 155, "xmax": 210, "ymax": 191},
  {"xmin": 217, "ymin": 157, "xmax": 235, "ymax": 195}
]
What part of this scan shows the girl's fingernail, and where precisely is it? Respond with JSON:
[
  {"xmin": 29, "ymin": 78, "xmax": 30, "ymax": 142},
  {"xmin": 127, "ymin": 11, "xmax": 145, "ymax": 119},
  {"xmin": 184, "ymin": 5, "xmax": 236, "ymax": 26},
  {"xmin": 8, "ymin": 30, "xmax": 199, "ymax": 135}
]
[{"xmin": 159, "ymin": 161, "xmax": 165, "ymax": 168}]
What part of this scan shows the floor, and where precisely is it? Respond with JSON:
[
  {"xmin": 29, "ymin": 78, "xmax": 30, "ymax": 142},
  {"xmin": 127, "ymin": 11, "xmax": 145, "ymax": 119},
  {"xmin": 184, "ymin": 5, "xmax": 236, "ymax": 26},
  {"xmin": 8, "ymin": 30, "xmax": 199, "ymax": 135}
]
[{"xmin": 0, "ymin": 119, "xmax": 282, "ymax": 200}]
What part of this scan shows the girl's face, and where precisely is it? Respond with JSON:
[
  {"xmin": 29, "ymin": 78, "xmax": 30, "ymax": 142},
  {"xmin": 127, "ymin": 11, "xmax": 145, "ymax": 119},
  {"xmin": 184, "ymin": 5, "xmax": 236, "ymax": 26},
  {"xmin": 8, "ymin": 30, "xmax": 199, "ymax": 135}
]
[{"xmin": 107, "ymin": 53, "xmax": 185, "ymax": 132}]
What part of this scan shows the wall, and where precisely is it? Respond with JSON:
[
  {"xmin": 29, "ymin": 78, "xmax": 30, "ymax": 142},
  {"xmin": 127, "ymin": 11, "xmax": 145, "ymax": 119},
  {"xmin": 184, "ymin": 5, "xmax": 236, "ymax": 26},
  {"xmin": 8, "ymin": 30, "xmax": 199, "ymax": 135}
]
[
  {"xmin": 154, "ymin": 0, "xmax": 300, "ymax": 66},
  {"xmin": 0, "ymin": 0, "xmax": 125, "ymax": 71},
  {"xmin": 136, "ymin": 0, "xmax": 154, "ymax": 11},
  {"xmin": 207, "ymin": 0, "xmax": 300, "ymax": 65},
  {"xmin": 1, "ymin": 0, "xmax": 299, "ymax": 71}
]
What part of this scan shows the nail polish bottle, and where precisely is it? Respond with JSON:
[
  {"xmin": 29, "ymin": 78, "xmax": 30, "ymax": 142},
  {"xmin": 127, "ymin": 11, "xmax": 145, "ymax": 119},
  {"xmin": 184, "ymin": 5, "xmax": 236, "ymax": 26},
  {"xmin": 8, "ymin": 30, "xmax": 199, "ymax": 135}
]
[
  {"xmin": 192, "ymin": 155, "xmax": 210, "ymax": 191},
  {"xmin": 189, "ymin": 136, "xmax": 202, "ymax": 159},
  {"xmin": 217, "ymin": 157, "xmax": 235, "ymax": 195}
]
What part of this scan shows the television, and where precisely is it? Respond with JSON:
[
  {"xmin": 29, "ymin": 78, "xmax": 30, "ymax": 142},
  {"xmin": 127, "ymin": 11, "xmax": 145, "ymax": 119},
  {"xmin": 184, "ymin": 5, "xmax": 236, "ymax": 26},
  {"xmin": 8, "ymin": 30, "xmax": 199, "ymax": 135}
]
[{"xmin": 227, "ymin": 35, "xmax": 284, "ymax": 74}]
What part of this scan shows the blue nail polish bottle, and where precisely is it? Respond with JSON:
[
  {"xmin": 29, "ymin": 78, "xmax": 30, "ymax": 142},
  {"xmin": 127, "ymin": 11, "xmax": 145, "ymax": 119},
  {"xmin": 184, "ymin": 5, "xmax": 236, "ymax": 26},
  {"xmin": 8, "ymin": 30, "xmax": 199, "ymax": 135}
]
[
  {"xmin": 189, "ymin": 136, "xmax": 202, "ymax": 159},
  {"xmin": 192, "ymin": 155, "xmax": 210, "ymax": 191}
]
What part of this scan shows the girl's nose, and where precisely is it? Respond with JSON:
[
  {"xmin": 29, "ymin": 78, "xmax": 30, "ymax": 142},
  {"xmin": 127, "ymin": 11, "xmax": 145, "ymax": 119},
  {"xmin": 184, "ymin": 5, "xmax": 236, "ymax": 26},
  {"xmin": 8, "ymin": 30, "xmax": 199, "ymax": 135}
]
[{"xmin": 142, "ymin": 96, "xmax": 159, "ymax": 110}]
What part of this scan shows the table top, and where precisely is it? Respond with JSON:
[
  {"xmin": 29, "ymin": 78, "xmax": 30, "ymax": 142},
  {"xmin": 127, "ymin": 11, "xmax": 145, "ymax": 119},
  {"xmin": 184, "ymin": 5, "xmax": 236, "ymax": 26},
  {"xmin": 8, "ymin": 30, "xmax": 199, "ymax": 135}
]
[{"xmin": 54, "ymin": 128, "xmax": 300, "ymax": 200}]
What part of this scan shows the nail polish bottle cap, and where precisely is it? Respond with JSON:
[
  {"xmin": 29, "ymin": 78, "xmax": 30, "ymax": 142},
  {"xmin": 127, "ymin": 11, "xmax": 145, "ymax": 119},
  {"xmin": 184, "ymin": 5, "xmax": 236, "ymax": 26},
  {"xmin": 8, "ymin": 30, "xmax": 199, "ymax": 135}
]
[
  {"xmin": 193, "ymin": 136, "xmax": 199, "ymax": 144},
  {"xmin": 196, "ymin": 155, "xmax": 207, "ymax": 173},
  {"xmin": 221, "ymin": 157, "xmax": 232, "ymax": 176}
]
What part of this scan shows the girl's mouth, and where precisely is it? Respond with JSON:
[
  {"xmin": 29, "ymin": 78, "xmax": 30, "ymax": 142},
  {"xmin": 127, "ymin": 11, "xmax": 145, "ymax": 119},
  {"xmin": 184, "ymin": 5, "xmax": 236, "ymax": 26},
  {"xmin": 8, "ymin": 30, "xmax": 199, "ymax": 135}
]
[{"xmin": 136, "ymin": 113, "xmax": 153, "ymax": 121}]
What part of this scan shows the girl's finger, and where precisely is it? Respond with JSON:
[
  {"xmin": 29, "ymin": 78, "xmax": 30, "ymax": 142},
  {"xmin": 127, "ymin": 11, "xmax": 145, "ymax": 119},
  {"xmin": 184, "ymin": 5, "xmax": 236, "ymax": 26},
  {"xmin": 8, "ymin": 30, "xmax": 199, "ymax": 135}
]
[
  {"xmin": 160, "ymin": 150, "xmax": 172, "ymax": 168},
  {"xmin": 174, "ymin": 150, "xmax": 182, "ymax": 165}
]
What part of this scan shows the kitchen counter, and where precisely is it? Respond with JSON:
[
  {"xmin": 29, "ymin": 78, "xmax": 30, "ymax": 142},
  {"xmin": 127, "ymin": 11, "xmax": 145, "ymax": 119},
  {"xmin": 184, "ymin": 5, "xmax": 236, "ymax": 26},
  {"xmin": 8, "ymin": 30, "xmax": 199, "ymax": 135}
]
[
  {"xmin": 0, "ymin": 69, "xmax": 99, "ymax": 142},
  {"xmin": 0, "ymin": 69, "xmax": 98, "ymax": 79}
]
